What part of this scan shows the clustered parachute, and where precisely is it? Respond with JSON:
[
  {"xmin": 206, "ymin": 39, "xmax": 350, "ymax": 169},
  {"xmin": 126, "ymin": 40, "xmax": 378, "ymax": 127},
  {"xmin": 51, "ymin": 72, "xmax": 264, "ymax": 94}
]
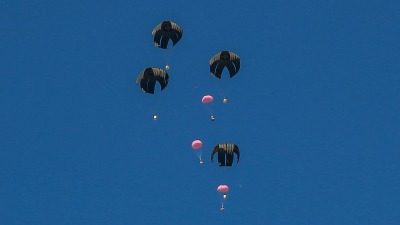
[
  {"xmin": 136, "ymin": 21, "xmax": 183, "ymax": 119},
  {"xmin": 136, "ymin": 20, "xmax": 242, "ymax": 211}
]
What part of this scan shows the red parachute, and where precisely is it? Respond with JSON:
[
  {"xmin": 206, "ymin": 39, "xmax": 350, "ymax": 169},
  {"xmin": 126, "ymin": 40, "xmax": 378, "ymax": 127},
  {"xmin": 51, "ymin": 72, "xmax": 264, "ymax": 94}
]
[
  {"xmin": 202, "ymin": 95, "xmax": 214, "ymax": 104},
  {"xmin": 217, "ymin": 184, "xmax": 229, "ymax": 211},
  {"xmin": 191, "ymin": 140, "xmax": 203, "ymax": 164}
]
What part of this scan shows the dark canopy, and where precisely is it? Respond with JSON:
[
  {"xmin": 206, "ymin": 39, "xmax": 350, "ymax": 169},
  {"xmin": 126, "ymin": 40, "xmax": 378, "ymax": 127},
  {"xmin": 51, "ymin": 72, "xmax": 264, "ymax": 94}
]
[
  {"xmin": 209, "ymin": 51, "xmax": 240, "ymax": 79},
  {"xmin": 136, "ymin": 68, "xmax": 169, "ymax": 94},
  {"xmin": 211, "ymin": 143, "xmax": 240, "ymax": 167},
  {"xmin": 152, "ymin": 21, "xmax": 183, "ymax": 49}
]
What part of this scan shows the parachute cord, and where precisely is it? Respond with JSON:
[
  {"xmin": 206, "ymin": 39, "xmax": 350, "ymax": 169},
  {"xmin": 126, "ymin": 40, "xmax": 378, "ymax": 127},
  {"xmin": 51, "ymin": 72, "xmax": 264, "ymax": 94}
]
[
  {"xmin": 198, "ymin": 149, "xmax": 202, "ymax": 162},
  {"xmin": 219, "ymin": 193, "xmax": 227, "ymax": 210},
  {"xmin": 210, "ymin": 78, "xmax": 224, "ymax": 100},
  {"xmin": 201, "ymin": 102, "xmax": 214, "ymax": 121},
  {"xmin": 148, "ymin": 84, "xmax": 168, "ymax": 119},
  {"xmin": 163, "ymin": 46, "xmax": 174, "ymax": 70},
  {"xmin": 210, "ymin": 76, "xmax": 233, "ymax": 105},
  {"xmin": 194, "ymin": 149, "xmax": 202, "ymax": 162},
  {"xmin": 163, "ymin": 49, "xmax": 168, "ymax": 69}
]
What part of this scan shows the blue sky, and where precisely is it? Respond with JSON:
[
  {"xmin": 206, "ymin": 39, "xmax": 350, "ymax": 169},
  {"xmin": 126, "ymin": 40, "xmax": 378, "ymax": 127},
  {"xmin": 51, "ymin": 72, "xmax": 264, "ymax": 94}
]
[{"xmin": 1, "ymin": 0, "xmax": 400, "ymax": 224}]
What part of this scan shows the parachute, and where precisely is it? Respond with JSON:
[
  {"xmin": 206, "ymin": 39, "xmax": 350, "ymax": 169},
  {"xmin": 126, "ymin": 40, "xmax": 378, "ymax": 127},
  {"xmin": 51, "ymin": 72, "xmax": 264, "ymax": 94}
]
[
  {"xmin": 136, "ymin": 68, "xmax": 169, "ymax": 94},
  {"xmin": 152, "ymin": 21, "xmax": 183, "ymax": 49},
  {"xmin": 192, "ymin": 140, "xmax": 203, "ymax": 149},
  {"xmin": 211, "ymin": 143, "xmax": 240, "ymax": 166},
  {"xmin": 137, "ymin": 21, "xmax": 243, "ymax": 210},
  {"xmin": 192, "ymin": 140, "xmax": 204, "ymax": 164},
  {"xmin": 201, "ymin": 95, "xmax": 216, "ymax": 121},
  {"xmin": 210, "ymin": 51, "xmax": 240, "ymax": 79},
  {"xmin": 217, "ymin": 184, "xmax": 229, "ymax": 193},
  {"xmin": 201, "ymin": 95, "xmax": 214, "ymax": 104},
  {"xmin": 217, "ymin": 184, "xmax": 230, "ymax": 210}
]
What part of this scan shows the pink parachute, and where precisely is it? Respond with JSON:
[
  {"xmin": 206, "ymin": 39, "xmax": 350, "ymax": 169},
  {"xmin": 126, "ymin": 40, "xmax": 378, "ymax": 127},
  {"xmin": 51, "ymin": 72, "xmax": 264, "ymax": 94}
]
[
  {"xmin": 192, "ymin": 140, "xmax": 203, "ymax": 149},
  {"xmin": 217, "ymin": 185, "xmax": 229, "ymax": 193},
  {"xmin": 202, "ymin": 95, "xmax": 214, "ymax": 103}
]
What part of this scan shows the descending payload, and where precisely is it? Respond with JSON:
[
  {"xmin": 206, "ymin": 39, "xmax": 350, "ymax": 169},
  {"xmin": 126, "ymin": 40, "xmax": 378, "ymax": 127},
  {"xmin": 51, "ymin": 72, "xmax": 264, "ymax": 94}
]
[
  {"xmin": 192, "ymin": 140, "xmax": 204, "ymax": 164},
  {"xmin": 217, "ymin": 184, "xmax": 230, "ymax": 210},
  {"xmin": 136, "ymin": 68, "xmax": 169, "ymax": 120},
  {"xmin": 139, "ymin": 20, "xmax": 243, "ymax": 211},
  {"xmin": 136, "ymin": 68, "xmax": 169, "ymax": 94},
  {"xmin": 152, "ymin": 21, "xmax": 183, "ymax": 49},
  {"xmin": 210, "ymin": 51, "xmax": 240, "ymax": 79},
  {"xmin": 201, "ymin": 95, "xmax": 215, "ymax": 121},
  {"xmin": 211, "ymin": 143, "xmax": 240, "ymax": 167}
]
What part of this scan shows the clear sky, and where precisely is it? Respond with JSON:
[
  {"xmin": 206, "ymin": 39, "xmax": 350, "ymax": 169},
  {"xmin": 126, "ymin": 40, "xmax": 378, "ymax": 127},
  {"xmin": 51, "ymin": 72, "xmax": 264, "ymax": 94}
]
[{"xmin": 1, "ymin": 0, "xmax": 400, "ymax": 224}]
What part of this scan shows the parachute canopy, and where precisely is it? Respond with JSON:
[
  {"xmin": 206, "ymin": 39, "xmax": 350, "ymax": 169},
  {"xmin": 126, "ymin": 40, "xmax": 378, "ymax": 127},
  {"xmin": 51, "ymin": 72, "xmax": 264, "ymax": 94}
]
[
  {"xmin": 136, "ymin": 68, "xmax": 169, "ymax": 94},
  {"xmin": 202, "ymin": 95, "xmax": 214, "ymax": 103},
  {"xmin": 210, "ymin": 51, "xmax": 240, "ymax": 79},
  {"xmin": 192, "ymin": 140, "xmax": 203, "ymax": 149},
  {"xmin": 217, "ymin": 185, "xmax": 229, "ymax": 193},
  {"xmin": 211, "ymin": 143, "xmax": 240, "ymax": 167},
  {"xmin": 152, "ymin": 21, "xmax": 183, "ymax": 49}
]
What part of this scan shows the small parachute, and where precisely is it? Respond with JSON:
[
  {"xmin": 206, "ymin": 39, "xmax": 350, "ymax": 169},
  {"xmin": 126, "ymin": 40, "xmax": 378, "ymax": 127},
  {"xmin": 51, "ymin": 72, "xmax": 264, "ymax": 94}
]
[
  {"xmin": 136, "ymin": 68, "xmax": 169, "ymax": 94},
  {"xmin": 210, "ymin": 51, "xmax": 240, "ymax": 79},
  {"xmin": 211, "ymin": 143, "xmax": 240, "ymax": 166},
  {"xmin": 152, "ymin": 21, "xmax": 183, "ymax": 49},
  {"xmin": 192, "ymin": 140, "xmax": 203, "ymax": 164},
  {"xmin": 202, "ymin": 95, "xmax": 214, "ymax": 104},
  {"xmin": 201, "ymin": 95, "xmax": 215, "ymax": 121},
  {"xmin": 217, "ymin": 185, "xmax": 229, "ymax": 193},
  {"xmin": 217, "ymin": 184, "xmax": 230, "ymax": 210},
  {"xmin": 192, "ymin": 140, "xmax": 203, "ymax": 149}
]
